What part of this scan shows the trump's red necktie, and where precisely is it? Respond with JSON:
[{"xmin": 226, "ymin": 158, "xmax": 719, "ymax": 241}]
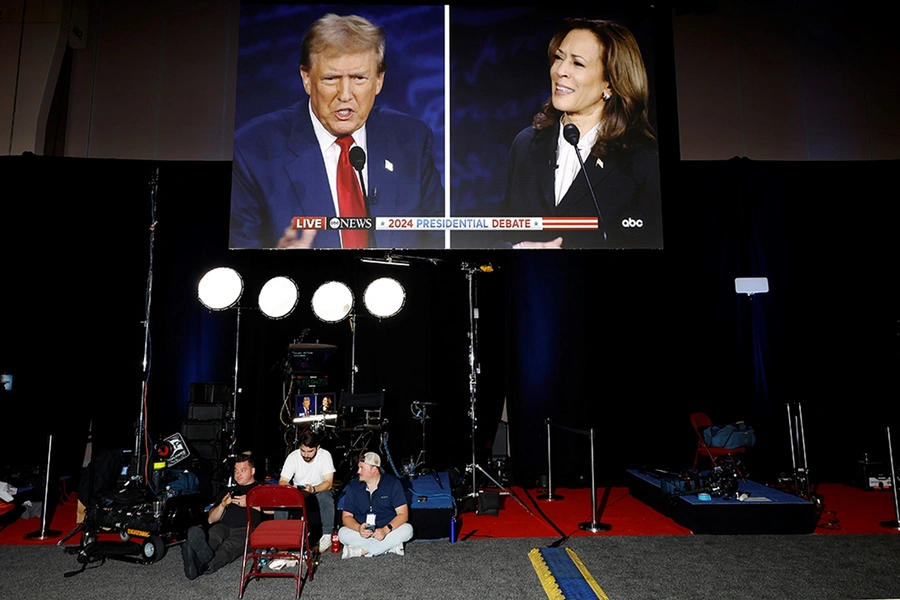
[{"xmin": 336, "ymin": 135, "xmax": 368, "ymax": 248}]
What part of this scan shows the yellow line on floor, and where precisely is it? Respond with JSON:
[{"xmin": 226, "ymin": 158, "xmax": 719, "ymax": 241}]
[
  {"xmin": 566, "ymin": 548, "xmax": 609, "ymax": 600},
  {"xmin": 528, "ymin": 548, "xmax": 565, "ymax": 600}
]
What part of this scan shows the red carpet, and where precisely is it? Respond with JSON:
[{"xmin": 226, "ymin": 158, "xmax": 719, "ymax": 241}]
[
  {"xmin": 812, "ymin": 484, "xmax": 899, "ymax": 534},
  {"xmin": 0, "ymin": 483, "xmax": 896, "ymax": 546},
  {"xmin": 456, "ymin": 484, "xmax": 900, "ymax": 540},
  {"xmin": 0, "ymin": 493, "xmax": 80, "ymax": 546},
  {"xmin": 458, "ymin": 487, "xmax": 692, "ymax": 540}
]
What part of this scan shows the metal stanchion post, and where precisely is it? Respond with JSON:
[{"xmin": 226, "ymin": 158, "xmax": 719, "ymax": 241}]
[
  {"xmin": 880, "ymin": 426, "xmax": 900, "ymax": 530},
  {"xmin": 24, "ymin": 434, "xmax": 62, "ymax": 540},
  {"xmin": 538, "ymin": 419, "xmax": 563, "ymax": 501},
  {"xmin": 579, "ymin": 428, "xmax": 611, "ymax": 533}
]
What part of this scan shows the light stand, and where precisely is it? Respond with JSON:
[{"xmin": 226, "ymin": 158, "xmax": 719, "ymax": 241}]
[
  {"xmin": 223, "ymin": 306, "xmax": 242, "ymax": 485},
  {"xmin": 461, "ymin": 264, "xmax": 532, "ymax": 516},
  {"xmin": 311, "ymin": 280, "xmax": 357, "ymax": 394},
  {"xmin": 198, "ymin": 272, "xmax": 302, "ymax": 483},
  {"xmin": 349, "ymin": 312, "xmax": 358, "ymax": 393},
  {"xmin": 197, "ymin": 266, "xmax": 245, "ymax": 486},
  {"xmin": 131, "ymin": 168, "xmax": 159, "ymax": 483},
  {"xmin": 786, "ymin": 402, "xmax": 811, "ymax": 499},
  {"xmin": 880, "ymin": 426, "xmax": 900, "ymax": 531},
  {"xmin": 23, "ymin": 434, "xmax": 62, "ymax": 540}
]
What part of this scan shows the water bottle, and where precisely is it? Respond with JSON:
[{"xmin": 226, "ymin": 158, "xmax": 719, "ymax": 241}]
[{"xmin": 331, "ymin": 528, "xmax": 340, "ymax": 553}]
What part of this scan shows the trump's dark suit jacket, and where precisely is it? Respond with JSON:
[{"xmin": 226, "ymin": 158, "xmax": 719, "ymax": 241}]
[
  {"xmin": 230, "ymin": 100, "xmax": 444, "ymax": 249},
  {"xmin": 499, "ymin": 122, "xmax": 663, "ymax": 248}
]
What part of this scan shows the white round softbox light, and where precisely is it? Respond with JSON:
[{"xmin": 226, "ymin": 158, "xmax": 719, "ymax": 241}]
[
  {"xmin": 258, "ymin": 276, "xmax": 299, "ymax": 319},
  {"xmin": 198, "ymin": 267, "xmax": 243, "ymax": 311},
  {"xmin": 363, "ymin": 277, "xmax": 406, "ymax": 319},
  {"xmin": 311, "ymin": 281, "xmax": 354, "ymax": 323}
]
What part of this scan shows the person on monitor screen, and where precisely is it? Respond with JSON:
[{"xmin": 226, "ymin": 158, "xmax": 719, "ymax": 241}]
[
  {"xmin": 181, "ymin": 453, "xmax": 262, "ymax": 580},
  {"xmin": 275, "ymin": 429, "xmax": 336, "ymax": 557},
  {"xmin": 299, "ymin": 396, "xmax": 314, "ymax": 417},
  {"xmin": 337, "ymin": 451, "xmax": 413, "ymax": 558},
  {"xmin": 230, "ymin": 13, "xmax": 444, "ymax": 250},
  {"xmin": 499, "ymin": 18, "xmax": 661, "ymax": 249}
]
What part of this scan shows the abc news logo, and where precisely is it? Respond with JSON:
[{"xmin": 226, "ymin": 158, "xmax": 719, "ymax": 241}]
[
  {"xmin": 619, "ymin": 212, "xmax": 645, "ymax": 233},
  {"xmin": 293, "ymin": 217, "xmax": 374, "ymax": 230}
]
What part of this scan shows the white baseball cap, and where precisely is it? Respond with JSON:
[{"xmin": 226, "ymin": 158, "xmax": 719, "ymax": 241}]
[{"xmin": 360, "ymin": 452, "xmax": 382, "ymax": 468}]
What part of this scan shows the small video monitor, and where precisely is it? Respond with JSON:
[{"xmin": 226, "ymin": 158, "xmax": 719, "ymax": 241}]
[{"xmin": 296, "ymin": 394, "xmax": 318, "ymax": 417}]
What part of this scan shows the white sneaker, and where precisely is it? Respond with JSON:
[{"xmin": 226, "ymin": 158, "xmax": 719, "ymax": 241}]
[
  {"xmin": 318, "ymin": 534, "xmax": 331, "ymax": 553},
  {"xmin": 341, "ymin": 545, "xmax": 364, "ymax": 560},
  {"xmin": 268, "ymin": 559, "xmax": 287, "ymax": 571},
  {"xmin": 387, "ymin": 543, "xmax": 404, "ymax": 557}
]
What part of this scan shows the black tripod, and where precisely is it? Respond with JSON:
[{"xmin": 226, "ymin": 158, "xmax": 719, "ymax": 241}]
[
  {"xmin": 461, "ymin": 264, "xmax": 533, "ymax": 515},
  {"xmin": 411, "ymin": 401, "xmax": 437, "ymax": 473}
]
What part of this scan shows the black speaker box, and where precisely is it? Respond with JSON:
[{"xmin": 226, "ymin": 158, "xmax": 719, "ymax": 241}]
[
  {"xmin": 187, "ymin": 403, "xmax": 227, "ymax": 421},
  {"xmin": 181, "ymin": 419, "xmax": 224, "ymax": 442},
  {"xmin": 189, "ymin": 382, "xmax": 234, "ymax": 404},
  {"xmin": 190, "ymin": 440, "xmax": 224, "ymax": 462}
]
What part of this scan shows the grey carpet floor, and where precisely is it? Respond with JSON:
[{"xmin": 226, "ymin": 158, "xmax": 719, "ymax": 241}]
[{"xmin": 2, "ymin": 534, "xmax": 899, "ymax": 599}]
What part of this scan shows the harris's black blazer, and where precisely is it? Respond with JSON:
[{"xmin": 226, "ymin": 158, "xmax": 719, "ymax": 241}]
[{"xmin": 500, "ymin": 122, "xmax": 663, "ymax": 248}]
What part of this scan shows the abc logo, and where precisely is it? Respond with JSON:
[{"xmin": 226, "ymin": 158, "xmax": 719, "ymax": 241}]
[
  {"xmin": 621, "ymin": 217, "xmax": 643, "ymax": 228},
  {"xmin": 329, "ymin": 217, "xmax": 341, "ymax": 229}
]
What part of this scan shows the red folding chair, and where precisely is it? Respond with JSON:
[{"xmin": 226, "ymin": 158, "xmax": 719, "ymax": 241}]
[
  {"xmin": 239, "ymin": 485, "xmax": 314, "ymax": 598},
  {"xmin": 690, "ymin": 412, "xmax": 747, "ymax": 480}
]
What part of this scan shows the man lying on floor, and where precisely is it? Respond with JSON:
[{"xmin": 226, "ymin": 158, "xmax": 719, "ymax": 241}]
[{"xmin": 338, "ymin": 452, "xmax": 413, "ymax": 558}]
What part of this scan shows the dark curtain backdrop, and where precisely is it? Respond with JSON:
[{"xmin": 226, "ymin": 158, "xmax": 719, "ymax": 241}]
[{"xmin": 1, "ymin": 154, "xmax": 897, "ymax": 488}]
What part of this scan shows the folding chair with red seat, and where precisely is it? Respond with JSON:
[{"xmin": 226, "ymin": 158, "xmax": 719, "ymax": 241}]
[
  {"xmin": 239, "ymin": 485, "xmax": 314, "ymax": 598},
  {"xmin": 690, "ymin": 412, "xmax": 747, "ymax": 480}
]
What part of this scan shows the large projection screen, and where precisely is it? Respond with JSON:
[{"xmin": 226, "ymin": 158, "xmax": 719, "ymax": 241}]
[{"xmin": 230, "ymin": 4, "xmax": 666, "ymax": 250}]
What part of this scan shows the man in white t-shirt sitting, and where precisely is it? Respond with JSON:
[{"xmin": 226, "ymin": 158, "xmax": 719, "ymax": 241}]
[{"xmin": 277, "ymin": 429, "xmax": 335, "ymax": 554}]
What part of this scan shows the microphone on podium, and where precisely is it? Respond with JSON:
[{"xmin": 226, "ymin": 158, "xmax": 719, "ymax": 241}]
[
  {"xmin": 349, "ymin": 146, "xmax": 368, "ymax": 203},
  {"xmin": 562, "ymin": 123, "xmax": 607, "ymax": 242}
]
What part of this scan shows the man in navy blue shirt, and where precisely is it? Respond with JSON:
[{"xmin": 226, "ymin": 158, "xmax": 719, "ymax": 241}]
[{"xmin": 337, "ymin": 452, "xmax": 413, "ymax": 558}]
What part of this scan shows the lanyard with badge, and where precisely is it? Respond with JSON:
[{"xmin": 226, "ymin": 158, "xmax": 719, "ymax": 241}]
[{"xmin": 365, "ymin": 486, "xmax": 377, "ymax": 531}]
